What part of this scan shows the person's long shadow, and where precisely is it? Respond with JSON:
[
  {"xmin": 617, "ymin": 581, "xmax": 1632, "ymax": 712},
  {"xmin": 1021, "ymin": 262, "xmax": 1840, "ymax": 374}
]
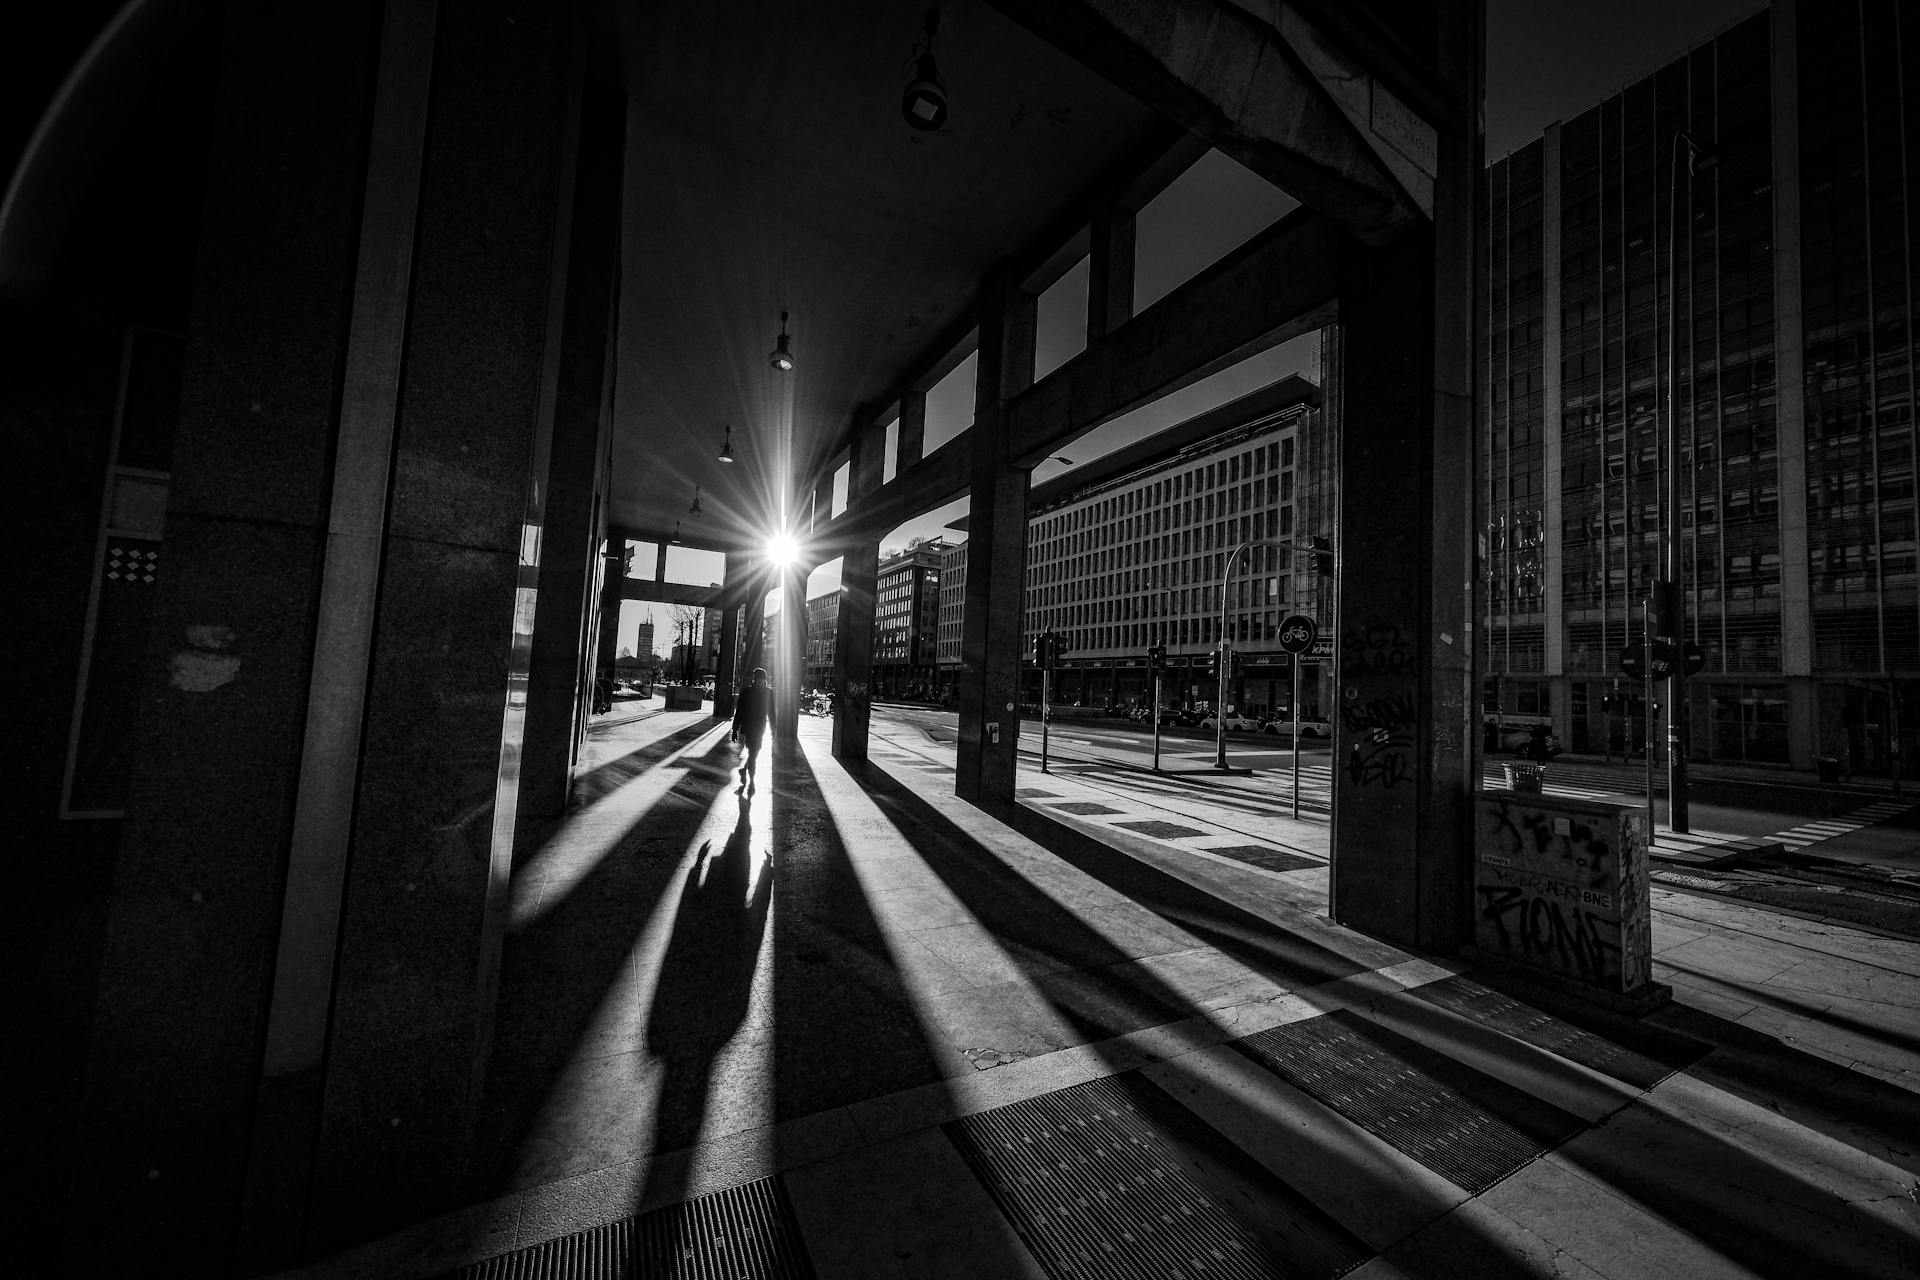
[{"xmin": 639, "ymin": 794, "xmax": 773, "ymax": 1208}]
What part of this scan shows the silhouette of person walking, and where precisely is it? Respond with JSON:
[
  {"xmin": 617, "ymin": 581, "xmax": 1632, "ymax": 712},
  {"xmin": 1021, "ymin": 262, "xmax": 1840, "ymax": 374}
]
[{"xmin": 730, "ymin": 667, "xmax": 772, "ymax": 793}]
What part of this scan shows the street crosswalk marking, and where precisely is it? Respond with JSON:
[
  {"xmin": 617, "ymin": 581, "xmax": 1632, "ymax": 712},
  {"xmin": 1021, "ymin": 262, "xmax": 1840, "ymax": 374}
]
[{"xmin": 1767, "ymin": 800, "xmax": 1911, "ymax": 851}]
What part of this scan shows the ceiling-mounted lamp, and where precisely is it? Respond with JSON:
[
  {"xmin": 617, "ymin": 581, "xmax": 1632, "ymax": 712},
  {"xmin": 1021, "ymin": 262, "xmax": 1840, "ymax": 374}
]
[
  {"xmin": 901, "ymin": 10, "xmax": 947, "ymax": 131},
  {"xmin": 768, "ymin": 311, "xmax": 794, "ymax": 372},
  {"xmin": 718, "ymin": 423, "xmax": 735, "ymax": 463},
  {"xmin": 689, "ymin": 484, "xmax": 704, "ymax": 517},
  {"xmin": 669, "ymin": 521, "xmax": 683, "ymax": 545}
]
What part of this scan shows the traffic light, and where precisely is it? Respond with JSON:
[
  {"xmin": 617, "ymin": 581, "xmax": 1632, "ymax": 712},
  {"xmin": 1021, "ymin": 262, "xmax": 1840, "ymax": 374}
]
[
  {"xmin": 1147, "ymin": 644, "xmax": 1167, "ymax": 672},
  {"xmin": 1647, "ymin": 579, "xmax": 1673, "ymax": 638},
  {"xmin": 1310, "ymin": 535, "xmax": 1333, "ymax": 576},
  {"xmin": 1032, "ymin": 634, "xmax": 1048, "ymax": 666}
]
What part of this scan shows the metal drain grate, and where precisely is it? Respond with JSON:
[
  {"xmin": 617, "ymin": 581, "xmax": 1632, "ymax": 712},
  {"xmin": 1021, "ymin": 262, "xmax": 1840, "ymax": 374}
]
[
  {"xmin": 1234, "ymin": 1011, "xmax": 1585, "ymax": 1195},
  {"xmin": 946, "ymin": 1072, "xmax": 1370, "ymax": 1280},
  {"xmin": 442, "ymin": 1177, "xmax": 814, "ymax": 1280},
  {"xmin": 1200, "ymin": 846, "xmax": 1321, "ymax": 874},
  {"xmin": 1411, "ymin": 975, "xmax": 1700, "ymax": 1091}
]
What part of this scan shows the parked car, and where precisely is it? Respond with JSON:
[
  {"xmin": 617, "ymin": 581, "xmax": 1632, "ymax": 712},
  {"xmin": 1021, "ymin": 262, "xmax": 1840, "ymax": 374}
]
[
  {"xmin": 1262, "ymin": 715, "xmax": 1333, "ymax": 738},
  {"xmin": 1198, "ymin": 711, "xmax": 1261, "ymax": 732}
]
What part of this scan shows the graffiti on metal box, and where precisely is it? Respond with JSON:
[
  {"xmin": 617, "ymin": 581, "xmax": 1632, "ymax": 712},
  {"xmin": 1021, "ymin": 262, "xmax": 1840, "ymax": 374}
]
[
  {"xmin": 1475, "ymin": 882, "xmax": 1623, "ymax": 984},
  {"xmin": 1473, "ymin": 797, "xmax": 1650, "ymax": 991}
]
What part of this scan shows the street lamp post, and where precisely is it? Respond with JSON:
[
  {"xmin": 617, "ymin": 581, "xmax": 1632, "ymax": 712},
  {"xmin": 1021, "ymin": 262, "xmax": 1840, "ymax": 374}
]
[
  {"xmin": 1215, "ymin": 536, "xmax": 1323, "ymax": 771},
  {"xmin": 1664, "ymin": 131, "xmax": 1713, "ymax": 833}
]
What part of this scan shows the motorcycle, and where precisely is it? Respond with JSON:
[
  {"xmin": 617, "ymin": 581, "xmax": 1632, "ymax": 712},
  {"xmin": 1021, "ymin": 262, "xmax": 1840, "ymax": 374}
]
[{"xmin": 1519, "ymin": 727, "xmax": 1561, "ymax": 763}]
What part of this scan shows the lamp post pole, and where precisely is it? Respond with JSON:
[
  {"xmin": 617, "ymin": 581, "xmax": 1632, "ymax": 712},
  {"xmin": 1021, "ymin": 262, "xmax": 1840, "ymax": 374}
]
[{"xmin": 1215, "ymin": 537, "xmax": 1317, "ymax": 771}]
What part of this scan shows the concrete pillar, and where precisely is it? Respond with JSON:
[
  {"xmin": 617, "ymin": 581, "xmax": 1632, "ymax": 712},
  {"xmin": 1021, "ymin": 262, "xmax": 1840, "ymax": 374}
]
[
  {"xmin": 833, "ymin": 538, "xmax": 881, "ymax": 759},
  {"xmin": 75, "ymin": 5, "xmax": 398, "ymax": 1270},
  {"xmin": 897, "ymin": 389, "xmax": 927, "ymax": 470},
  {"xmin": 1328, "ymin": 5, "xmax": 1481, "ymax": 954},
  {"xmin": 596, "ymin": 541, "xmax": 622, "ymax": 674},
  {"xmin": 1088, "ymin": 203, "xmax": 1136, "ymax": 341},
  {"xmin": 521, "ymin": 80, "xmax": 625, "ymax": 819},
  {"xmin": 955, "ymin": 271, "xmax": 1037, "ymax": 805},
  {"xmin": 76, "ymin": 1, "xmax": 595, "ymax": 1270},
  {"xmin": 714, "ymin": 553, "xmax": 745, "ymax": 718},
  {"xmin": 774, "ymin": 564, "xmax": 807, "ymax": 739}
]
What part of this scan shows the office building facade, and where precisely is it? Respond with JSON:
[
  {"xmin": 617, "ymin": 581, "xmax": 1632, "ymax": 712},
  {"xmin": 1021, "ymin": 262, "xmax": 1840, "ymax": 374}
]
[
  {"xmin": 1022, "ymin": 374, "xmax": 1333, "ymax": 719},
  {"xmin": 1483, "ymin": 0, "xmax": 1918, "ymax": 774},
  {"xmin": 874, "ymin": 539, "xmax": 944, "ymax": 698}
]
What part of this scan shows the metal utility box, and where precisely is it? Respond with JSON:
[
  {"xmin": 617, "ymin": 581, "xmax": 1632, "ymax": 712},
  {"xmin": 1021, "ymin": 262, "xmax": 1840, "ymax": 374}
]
[{"xmin": 1468, "ymin": 792, "xmax": 1668, "ymax": 1014}]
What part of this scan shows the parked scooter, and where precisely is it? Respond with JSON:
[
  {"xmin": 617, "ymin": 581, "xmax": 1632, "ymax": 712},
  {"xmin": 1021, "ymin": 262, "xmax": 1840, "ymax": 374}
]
[{"xmin": 1520, "ymin": 723, "xmax": 1562, "ymax": 763}]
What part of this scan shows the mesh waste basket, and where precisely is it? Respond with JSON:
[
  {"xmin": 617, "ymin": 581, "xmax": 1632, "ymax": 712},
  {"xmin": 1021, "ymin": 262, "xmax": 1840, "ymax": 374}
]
[{"xmin": 1503, "ymin": 762, "xmax": 1546, "ymax": 793}]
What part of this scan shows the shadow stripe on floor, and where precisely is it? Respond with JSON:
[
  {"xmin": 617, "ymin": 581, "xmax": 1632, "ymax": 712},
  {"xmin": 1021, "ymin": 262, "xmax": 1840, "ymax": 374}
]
[
  {"xmin": 946, "ymin": 1072, "xmax": 1370, "ymax": 1280},
  {"xmin": 1233, "ymin": 1010, "xmax": 1588, "ymax": 1195}
]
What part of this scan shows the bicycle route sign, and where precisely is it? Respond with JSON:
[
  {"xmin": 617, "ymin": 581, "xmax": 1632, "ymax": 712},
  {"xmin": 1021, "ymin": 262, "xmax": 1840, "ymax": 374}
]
[{"xmin": 1278, "ymin": 614, "xmax": 1318, "ymax": 655}]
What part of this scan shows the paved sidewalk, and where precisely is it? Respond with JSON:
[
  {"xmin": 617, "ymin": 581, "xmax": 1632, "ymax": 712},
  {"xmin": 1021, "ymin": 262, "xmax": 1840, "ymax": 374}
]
[{"xmin": 273, "ymin": 710, "xmax": 1919, "ymax": 1280}]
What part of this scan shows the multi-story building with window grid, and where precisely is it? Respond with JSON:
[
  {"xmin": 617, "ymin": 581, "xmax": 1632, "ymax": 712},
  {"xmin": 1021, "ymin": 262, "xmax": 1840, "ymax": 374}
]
[
  {"xmin": 874, "ymin": 540, "xmax": 944, "ymax": 698},
  {"xmin": 1483, "ymin": 1, "xmax": 1919, "ymax": 775},
  {"xmin": 1020, "ymin": 373, "xmax": 1331, "ymax": 718},
  {"xmin": 935, "ymin": 540, "xmax": 969, "ymax": 700}
]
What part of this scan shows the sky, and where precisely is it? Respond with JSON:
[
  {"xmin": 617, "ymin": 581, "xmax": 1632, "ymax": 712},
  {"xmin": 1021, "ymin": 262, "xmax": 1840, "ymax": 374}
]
[{"xmin": 620, "ymin": 0, "xmax": 1768, "ymax": 652}]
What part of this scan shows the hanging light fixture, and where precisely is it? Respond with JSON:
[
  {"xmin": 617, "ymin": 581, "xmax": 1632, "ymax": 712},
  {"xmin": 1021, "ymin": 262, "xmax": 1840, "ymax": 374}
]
[
  {"xmin": 901, "ymin": 10, "xmax": 947, "ymax": 131},
  {"xmin": 669, "ymin": 521, "xmax": 683, "ymax": 545},
  {"xmin": 768, "ymin": 310, "xmax": 794, "ymax": 372},
  {"xmin": 689, "ymin": 484, "xmax": 703, "ymax": 517},
  {"xmin": 718, "ymin": 423, "xmax": 735, "ymax": 463}
]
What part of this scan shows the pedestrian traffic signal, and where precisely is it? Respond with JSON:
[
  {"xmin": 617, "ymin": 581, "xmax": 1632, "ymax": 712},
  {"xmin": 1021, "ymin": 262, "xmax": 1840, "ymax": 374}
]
[{"xmin": 1310, "ymin": 535, "xmax": 1333, "ymax": 577}]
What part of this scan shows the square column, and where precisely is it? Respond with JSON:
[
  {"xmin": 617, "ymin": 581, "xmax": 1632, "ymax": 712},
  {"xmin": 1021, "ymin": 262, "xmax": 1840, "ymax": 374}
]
[
  {"xmin": 832, "ymin": 539, "xmax": 880, "ymax": 759},
  {"xmin": 1328, "ymin": 5, "xmax": 1482, "ymax": 954},
  {"xmin": 714, "ymin": 553, "xmax": 745, "ymax": 718},
  {"xmin": 521, "ymin": 80, "xmax": 624, "ymax": 820},
  {"xmin": 955, "ymin": 272, "xmax": 1036, "ymax": 805}
]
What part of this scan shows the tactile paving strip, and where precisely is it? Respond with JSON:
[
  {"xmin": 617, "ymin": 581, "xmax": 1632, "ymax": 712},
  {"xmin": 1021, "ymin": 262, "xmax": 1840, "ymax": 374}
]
[
  {"xmin": 945, "ymin": 1072, "xmax": 1369, "ymax": 1280},
  {"xmin": 1200, "ymin": 846, "xmax": 1321, "ymax": 874},
  {"xmin": 441, "ymin": 1177, "xmax": 814, "ymax": 1280},
  {"xmin": 1411, "ymin": 975, "xmax": 1700, "ymax": 1090},
  {"xmin": 1117, "ymin": 820, "xmax": 1206, "ymax": 839},
  {"xmin": 1234, "ymin": 1011, "xmax": 1586, "ymax": 1195}
]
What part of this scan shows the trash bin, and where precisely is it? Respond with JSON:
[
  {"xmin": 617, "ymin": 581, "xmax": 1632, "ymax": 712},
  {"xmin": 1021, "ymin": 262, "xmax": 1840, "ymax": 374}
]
[
  {"xmin": 1814, "ymin": 755, "xmax": 1841, "ymax": 784},
  {"xmin": 1503, "ymin": 762, "xmax": 1546, "ymax": 793}
]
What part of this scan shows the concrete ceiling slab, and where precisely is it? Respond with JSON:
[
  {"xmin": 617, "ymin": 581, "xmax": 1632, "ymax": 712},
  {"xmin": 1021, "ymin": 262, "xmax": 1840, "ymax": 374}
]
[{"xmin": 606, "ymin": 0, "xmax": 1169, "ymax": 553}]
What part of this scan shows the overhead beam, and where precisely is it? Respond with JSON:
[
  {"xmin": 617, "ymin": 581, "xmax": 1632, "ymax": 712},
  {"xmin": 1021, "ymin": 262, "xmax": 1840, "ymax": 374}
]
[
  {"xmin": 811, "ymin": 205, "xmax": 1339, "ymax": 550},
  {"xmin": 987, "ymin": 0, "xmax": 1430, "ymax": 242},
  {"xmin": 616, "ymin": 579, "xmax": 725, "ymax": 607},
  {"xmin": 1008, "ymin": 207, "xmax": 1338, "ymax": 467}
]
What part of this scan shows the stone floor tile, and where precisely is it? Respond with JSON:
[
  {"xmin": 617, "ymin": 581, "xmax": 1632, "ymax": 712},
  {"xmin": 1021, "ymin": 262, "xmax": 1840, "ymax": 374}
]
[
  {"xmin": 918, "ymin": 977, "xmax": 1087, "ymax": 1061},
  {"xmin": 1378, "ymin": 1196, "xmax": 1613, "ymax": 1280},
  {"xmin": 910, "ymin": 919, "xmax": 1067, "ymax": 987},
  {"xmin": 1483, "ymin": 1155, "xmax": 1767, "ymax": 1280},
  {"xmin": 1655, "ymin": 929, "xmax": 1807, "ymax": 987},
  {"xmin": 1548, "ymin": 1076, "xmax": 1920, "ymax": 1277},
  {"xmin": 1109, "ymin": 945, "xmax": 1287, "ymax": 1012},
  {"xmin": 1768, "ymin": 951, "xmax": 1920, "ymax": 1006},
  {"xmin": 1661, "ymin": 969, "xmax": 1765, "ymax": 1021}
]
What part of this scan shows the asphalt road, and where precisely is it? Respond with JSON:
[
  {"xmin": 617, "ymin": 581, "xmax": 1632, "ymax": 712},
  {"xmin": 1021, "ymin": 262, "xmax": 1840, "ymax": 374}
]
[{"xmin": 873, "ymin": 704, "xmax": 1920, "ymax": 874}]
